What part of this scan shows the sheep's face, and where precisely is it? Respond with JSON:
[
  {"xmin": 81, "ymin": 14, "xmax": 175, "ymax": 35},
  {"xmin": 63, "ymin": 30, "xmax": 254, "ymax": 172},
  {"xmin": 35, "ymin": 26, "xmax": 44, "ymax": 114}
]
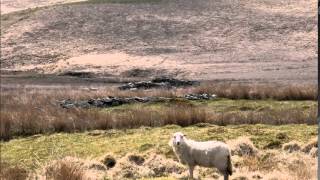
[{"xmin": 172, "ymin": 132, "xmax": 186, "ymax": 146}]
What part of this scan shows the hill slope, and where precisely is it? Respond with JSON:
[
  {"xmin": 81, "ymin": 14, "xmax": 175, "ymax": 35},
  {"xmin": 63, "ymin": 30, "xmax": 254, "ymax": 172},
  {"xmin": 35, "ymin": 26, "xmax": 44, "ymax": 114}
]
[{"xmin": 1, "ymin": 0, "xmax": 317, "ymax": 82}]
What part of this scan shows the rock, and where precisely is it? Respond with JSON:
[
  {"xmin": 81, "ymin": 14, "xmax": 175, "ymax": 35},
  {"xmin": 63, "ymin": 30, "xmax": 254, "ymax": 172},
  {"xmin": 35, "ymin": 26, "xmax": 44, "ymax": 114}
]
[
  {"xmin": 184, "ymin": 93, "xmax": 217, "ymax": 100},
  {"xmin": 59, "ymin": 99, "xmax": 76, "ymax": 108},
  {"xmin": 118, "ymin": 78, "xmax": 199, "ymax": 90},
  {"xmin": 76, "ymin": 101, "xmax": 91, "ymax": 108},
  {"xmin": 151, "ymin": 77, "xmax": 199, "ymax": 86},
  {"xmin": 59, "ymin": 93, "xmax": 214, "ymax": 109},
  {"xmin": 61, "ymin": 103, "xmax": 75, "ymax": 109},
  {"xmin": 88, "ymin": 99, "xmax": 104, "ymax": 107}
]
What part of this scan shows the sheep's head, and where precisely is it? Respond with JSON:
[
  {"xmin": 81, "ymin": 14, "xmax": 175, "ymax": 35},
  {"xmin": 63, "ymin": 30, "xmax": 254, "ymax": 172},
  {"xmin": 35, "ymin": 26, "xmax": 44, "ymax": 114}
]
[{"xmin": 170, "ymin": 132, "xmax": 187, "ymax": 147}]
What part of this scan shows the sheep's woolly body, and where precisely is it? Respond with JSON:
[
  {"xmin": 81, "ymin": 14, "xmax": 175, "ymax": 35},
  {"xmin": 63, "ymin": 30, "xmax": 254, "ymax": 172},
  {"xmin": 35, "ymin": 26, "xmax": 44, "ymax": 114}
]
[{"xmin": 172, "ymin": 138, "xmax": 232, "ymax": 175}]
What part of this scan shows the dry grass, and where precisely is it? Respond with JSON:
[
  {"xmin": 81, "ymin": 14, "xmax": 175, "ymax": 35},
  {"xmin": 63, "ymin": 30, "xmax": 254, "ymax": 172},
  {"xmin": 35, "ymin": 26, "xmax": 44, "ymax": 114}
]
[
  {"xmin": 228, "ymin": 137, "xmax": 258, "ymax": 157},
  {"xmin": 302, "ymin": 137, "xmax": 318, "ymax": 153},
  {"xmin": 192, "ymin": 83, "xmax": 317, "ymax": 100},
  {"xmin": 37, "ymin": 150, "xmax": 317, "ymax": 180},
  {"xmin": 282, "ymin": 141, "xmax": 301, "ymax": 153},
  {"xmin": 1, "ymin": 103, "xmax": 316, "ymax": 140},
  {"xmin": 0, "ymin": 162, "xmax": 28, "ymax": 180},
  {"xmin": 0, "ymin": 84, "xmax": 317, "ymax": 140},
  {"xmin": 231, "ymin": 150, "xmax": 317, "ymax": 180},
  {"xmin": 1, "ymin": 124, "xmax": 317, "ymax": 179},
  {"xmin": 43, "ymin": 156, "xmax": 107, "ymax": 180},
  {"xmin": 45, "ymin": 160, "xmax": 85, "ymax": 180}
]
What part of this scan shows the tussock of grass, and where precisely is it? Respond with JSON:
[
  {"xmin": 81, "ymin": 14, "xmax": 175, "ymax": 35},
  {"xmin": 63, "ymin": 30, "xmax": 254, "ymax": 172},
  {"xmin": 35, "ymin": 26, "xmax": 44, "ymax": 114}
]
[
  {"xmin": 302, "ymin": 137, "xmax": 318, "ymax": 153},
  {"xmin": 44, "ymin": 157, "xmax": 85, "ymax": 180},
  {"xmin": 228, "ymin": 137, "xmax": 258, "ymax": 156},
  {"xmin": 282, "ymin": 141, "xmax": 301, "ymax": 153},
  {"xmin": 39, "ymin": 156, "xmax": 108, "ymax": 180}
]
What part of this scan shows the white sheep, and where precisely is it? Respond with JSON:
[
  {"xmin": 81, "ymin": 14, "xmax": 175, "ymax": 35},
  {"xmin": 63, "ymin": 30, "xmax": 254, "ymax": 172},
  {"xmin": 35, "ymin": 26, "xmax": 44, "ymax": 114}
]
[{"xmin": 169, "ymin": 132, "xmax": 232, "ymax": 180}]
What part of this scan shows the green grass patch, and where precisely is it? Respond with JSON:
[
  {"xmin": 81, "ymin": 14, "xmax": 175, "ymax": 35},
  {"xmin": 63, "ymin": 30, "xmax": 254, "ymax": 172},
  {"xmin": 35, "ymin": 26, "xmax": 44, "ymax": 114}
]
[
  {"xmin": 1, "ymin": 124, "xmax": 316, "ymax": 170},
  {"xmin": 106, "ymin": 98, "xmax": 317, "ymax": 113}
]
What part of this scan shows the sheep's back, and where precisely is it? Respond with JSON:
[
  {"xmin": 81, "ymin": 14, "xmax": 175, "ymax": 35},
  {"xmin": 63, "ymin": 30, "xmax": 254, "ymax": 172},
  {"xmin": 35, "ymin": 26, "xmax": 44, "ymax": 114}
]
[{"xmin": 188, "ymin": 140, "xmax": 230, "ymax": 169}]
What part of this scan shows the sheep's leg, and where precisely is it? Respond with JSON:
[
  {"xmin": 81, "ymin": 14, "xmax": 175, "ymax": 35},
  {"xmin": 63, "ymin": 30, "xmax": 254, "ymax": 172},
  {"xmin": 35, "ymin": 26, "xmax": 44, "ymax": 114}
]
[
  {"xmin": 223, "ymin": 172, "xmax": 229, "ymax": 180},
  {"xmin": 188, "ymin": 165, "xmax": 194, "ymax": 180}
]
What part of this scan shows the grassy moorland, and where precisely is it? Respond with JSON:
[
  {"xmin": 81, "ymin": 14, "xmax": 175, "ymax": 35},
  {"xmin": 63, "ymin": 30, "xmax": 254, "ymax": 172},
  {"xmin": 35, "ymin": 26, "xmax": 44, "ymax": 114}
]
[
  {"xmin": 1, "ymin": 124, "xmax": 317, "ymax": 179},
  {"xmin": 0, "ymin": 83, "xmax": 318, "ymax": 179},
  {"xmin": 0, "ymin": 0, "xmax": 317, "ymax": 178},
  {"xmin": 2, "ymin": 124, "xmax": 317, "ymax": 169}
]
